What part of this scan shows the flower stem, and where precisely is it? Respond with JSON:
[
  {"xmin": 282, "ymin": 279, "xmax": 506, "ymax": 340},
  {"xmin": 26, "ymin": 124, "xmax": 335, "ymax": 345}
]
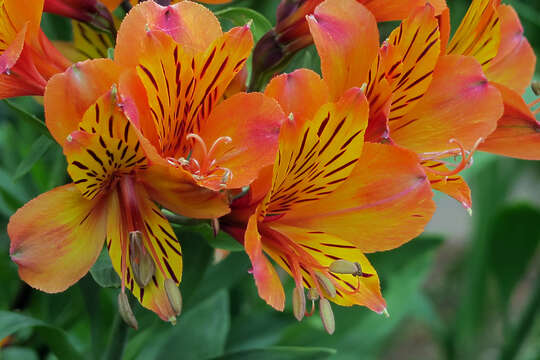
[{"xmin": 498, "ymin": 275, "xmax": 540, "ymax": 360}]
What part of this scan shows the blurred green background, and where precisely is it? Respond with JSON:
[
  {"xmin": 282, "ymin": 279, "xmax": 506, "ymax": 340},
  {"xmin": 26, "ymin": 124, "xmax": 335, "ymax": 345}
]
[{"xmin": 0, "ymin": 0, "xmax": 539, "ymax": 359}]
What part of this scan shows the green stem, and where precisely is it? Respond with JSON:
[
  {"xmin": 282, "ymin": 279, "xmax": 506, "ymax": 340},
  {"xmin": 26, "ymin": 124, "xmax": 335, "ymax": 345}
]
[
  {"xmin": 104, "ymin": 312, "xmax": 129, "ymax": 360},
  {"xmin": 498, "ymin": 276, "xmax": 540, "ymax": 360}
]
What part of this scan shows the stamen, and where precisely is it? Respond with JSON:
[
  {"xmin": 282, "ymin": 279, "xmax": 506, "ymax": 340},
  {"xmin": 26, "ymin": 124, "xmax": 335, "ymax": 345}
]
[{"xmin": 423, "ymin": 137, "xmax": 483, "ymax": 177}]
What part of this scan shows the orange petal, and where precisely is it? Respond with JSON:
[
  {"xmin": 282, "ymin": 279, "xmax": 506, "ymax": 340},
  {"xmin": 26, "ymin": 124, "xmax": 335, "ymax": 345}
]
[
  {"xmin": 385, "ymin": 4, "xmax": 441, "ymax": 122},
  {"xmin": 100, "ymin": 0, "xmax": 122, "ymax": 11},
  {"xmin": 478, "ymin": 83, "xmax": 540, "ymax": 160},
  {"xmin": 3, "ymin": 0, "xmax": 43, "ymax": 39},
  {"xmin": 244, "ymin": 213, "xmax": 285, "ymax": 311},
  {"xmin": 262, "ymin": 87, "xmax": 369, "ymax": 218},
  {"xmin": 8, "ymin": 184, "xmax": 107, "ymax": 293},
  {"xmin": 265, "ymin": 68, "xmax": 330, "ymax": 126},
  {"xmin": 390, "ymin": 55, "xmax": 502, "ymax": 154},
  {"xmin": 196, "ymin": 92, "xmax": 285, "ymax": 190},
  {"xmin": 276, "ymin": 143, "xmax": 435, "ymax": 253},
  {"xmin": 44, "ymin": 59, "xmax": 121, "ymax": 145},
  {"xmin": 484, "ymin": 5, "xmax": 536, "ymax": 95},
  {"xmin": 423, "ymin": 161, "xmax": 472, "ymax": 210},
  {"xmin": 447, "ymin": 0, "xmax": 500, "ymax": 71},
  {"xmin": 115, "ymin": 0, "xmax": 222, "ymax": 67},
  {"xmin": 360, "ymin": 0, "xmax": 447, "ymax": 22},
  {"xmin": 106, "ymin": 185, "xmax": 182, "ymax": 321},
  {"xmin": 307, "ymin": 0, "xmax": 378, "ymax": 99}
]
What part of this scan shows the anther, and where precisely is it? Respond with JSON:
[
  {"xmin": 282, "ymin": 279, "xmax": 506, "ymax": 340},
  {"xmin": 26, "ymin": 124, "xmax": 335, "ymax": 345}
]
[
  {"xmin": 164, "ymin": 278, "xmax": 183, "ymax": 317},
  {"xmin": 532, "ymin": 81, "xmax": 540, "ymax": 96},
  {"xmin": 319, "ymin": 298, "xmax": 335, "ymax": 335},
  {"xmin": 292, "ymin": 285, "xmax": 306, "ymax": 321},
  {"xmin": 118, "ymin": 292, "xmax": 138, "ymax": 330},
  {"xmin": 314, "ymin": 271, "xmax": 336, "ymax": 298},
  {"xmin": 129, "ymin": 231, "xmax": 155, "ymax": 288},
  {"xmin": 329, "ymin": 259, "xmax": 360, "ymax": 275}
]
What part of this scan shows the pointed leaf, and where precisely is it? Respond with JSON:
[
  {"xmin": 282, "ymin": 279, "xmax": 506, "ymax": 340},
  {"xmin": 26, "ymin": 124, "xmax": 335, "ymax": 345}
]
[
  {"xmin": 216, "ymin": 7, "xmax": 272, "ymax": 42},
  {"xmin": 13, "ymin": 135, "xmax": 54, "ymax": 180}
]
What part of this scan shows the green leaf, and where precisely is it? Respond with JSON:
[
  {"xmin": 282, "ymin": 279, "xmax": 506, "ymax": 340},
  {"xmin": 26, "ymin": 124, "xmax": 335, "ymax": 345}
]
[
  {"xmin": 185, "ymin": 223, "xmax": 244, "ymax": 252},
  {"xmin": 13, "ymin": 135, "xmax": 54, "ymax": 181},
  {"xmin": 0, "ymin": 347, "xmax": 39, "ymax": 360},
  {"xmin": 487, "ymin": 203, "xmax": 540, "ymax": 308},
  {"xmin": 211, "ymin": 346, "xmax": 336, "ymax": 360},
  {"xmin": 2, "ymin": 100, "xmax": 51, "ymax": 139},
  {"xmin": 89, "ymin": 249, "xmax": 120, "ymax": 288},
  {"xmin": 0, "ymin": 311, "xmax": 82, "ymax": 359},
  {"xmin": 215, "ymin": 7, "xmax": 272, "ymax": 42}
]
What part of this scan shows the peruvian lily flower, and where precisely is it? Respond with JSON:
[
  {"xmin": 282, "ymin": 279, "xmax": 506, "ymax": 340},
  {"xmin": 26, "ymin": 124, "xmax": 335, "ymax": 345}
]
[
  {"xmin": 439, "ymin": 0, "xmax": 539, "ymax": 160},
  {"xmin": 222, "ymin": 68, "xmax": 436, "ymax": 333},
  {"xmin": 0, "ymin": 0, "xmax": 71, "ymax": 98},
  {"xmin": 307, "ymin": 0, "xmax": 504, "ymax": 212},
  {"xmin": 8, "ymin": 54, "xmax": 233, "ymax": 322},
  {"xmin": 111, "ymin": 1, "xmax": 285, "ymax": 200},
  {"xmin": 250, "ymin": 0, "xmax": 448, "ymax": 89}
]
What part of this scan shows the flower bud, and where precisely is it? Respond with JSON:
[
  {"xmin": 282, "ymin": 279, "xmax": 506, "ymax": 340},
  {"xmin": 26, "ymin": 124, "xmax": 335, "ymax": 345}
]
[
  {"xmin": 319, "ymin": 298, "xmax": 335, "ymax": 335},
  {"xmin": 314, "ymin": 271, "xmax": 336, "ymax": 298},
  {"xmin": 118, "ymin": 292, "xmax": 138, "ymax": 330},
  {"xmin": 164, "ymin": 278, "xmax": 183, "ymax": 316},
  {"xmin": 129, "ymin": 231, "xmax": 155, "ymax": 288},
  {"xmin": 329, "ymin": 259, "xmax": 359, "ymax": 275},
  {"xmin": 292, "ymin": 285, "xmax": 306, "ymax": 321}
]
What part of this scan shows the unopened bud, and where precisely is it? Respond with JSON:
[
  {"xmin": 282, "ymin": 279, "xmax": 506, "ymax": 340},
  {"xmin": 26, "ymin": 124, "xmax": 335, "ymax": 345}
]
[
  {"xmin": 118, "ymin": 292, "xmax": 138, "ymax": 330},
  {"xmin": 532, "ymin": 81, "xmax": 540, "ymax": 96},
  {"xmin": 307, "ymin": 288, "xmax": 320, "ymax": 301},
  {"xmin": 319, "ymin": 298, "xmax": 335, "ymax": 335},
  {"xmin": 329, "ymin": 260, "xmax": 359, "ymax": 275},
  {"xmin": 129, "ymin": 231, "xmax": 155, "ymax": 288},
  {"xmin": 314, "ymin": 271, "xmax": 336, "ymax": 298},
  {"xmin": 292, "ymin": 286, "xmax": 306, "ymax": 321},
  {"xmin": 164, "ymin": 278, "xmax": 182, "ymax": 316}
]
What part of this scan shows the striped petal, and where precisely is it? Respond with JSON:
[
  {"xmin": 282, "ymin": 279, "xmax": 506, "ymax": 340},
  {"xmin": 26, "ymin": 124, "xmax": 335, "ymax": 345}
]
[
  {"xmin": 307, "ymin": 0, "xmax": 378, "ymax": 99},
  {"xmin": 64, "ymin": 90, "xmax": 148, "ymax": 200},
  {"xmin": 8, "ymin": 184, "xmax": 108, "ymax": 293},
  {"xmin": 446, "ymin": 0, "xmax": 500, "ymax": 71},
  {"xmin": 71, "ymin": 20, "xmax": 114, "ymax": 60},
  {"xmin": 423, "ymin": 161, "xmax": 472, "ymax": 210},
  {"xmin": 390, "ymin": 55, "xmax": 502, "ymax": 154},
  {"xmin": 262, "ymin": 87, "xmax": 369, "ymax": 219},
  {"xmin": 45, "ymin": 59, "xmax": 121, "ymax": 145},
  {"xmin": 264, "ymin": 225, "xmax": 385, "ymax": 312},
  {"xmin": 115, "ymin": 0, "xmax": 222, "ymax": 67},
  {"xmin": 483, "ymin": 5, "xmax": 536, "ymax": 95},
  {"xmin": 106, "ymin": 185, "xmax": 183, "ymax": 321},
  {"xmin": 385, "ymin": 4, "xmax": 441, "ymax": 123},
  {"xmin": 277, "ymin": 143, "xmax": 435, "ymax": 253},
  {"xmin": 479, "ymin": 84, "xmax": 540, "ymax": 160},
  {"xmin": 245, "ymin": 213, "xmax": 285, "ymax": 311}
]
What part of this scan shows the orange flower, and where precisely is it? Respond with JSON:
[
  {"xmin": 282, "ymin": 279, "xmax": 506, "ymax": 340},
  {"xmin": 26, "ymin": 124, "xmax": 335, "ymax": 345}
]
[
  {"xmin": 250, "ymin": 0, "xmax": 448, "ymax": 89},
  {"xmin": 439, "ymin": 0, "xmax": 539, "ymax": 160},
  {"xmin": 307, "ymin": 0, "xmax": 505, "ymax": 211},
  {"xmin": 9, "ymin": 58, "xmax": 230, "ymax": 323},
  {"xmin": 222, "ymin": 69, "xmax": 436, "ymax": 331},
  {"xmin": 0, "ymin": 0, "xmax": 71, "ymax": 98},
  {"xmin": 113, "ymin": 1, "xmax": 285, "ymax": 199}
]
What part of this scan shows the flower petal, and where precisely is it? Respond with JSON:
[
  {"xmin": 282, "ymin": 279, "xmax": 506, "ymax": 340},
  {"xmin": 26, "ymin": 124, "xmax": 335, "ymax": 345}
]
[
  {"xmin": 115, "ymin": 0, "xmax": 222, "ymax": 67},
  {"xmin": 106, "ymin": 185, "xmax": 182, "ymax": 321},
  {"xmin": 446, "ymin": 0, "xmax": 500, "ymax": 71},
  {"xmin": 307, "ymin": 0, "xmax": 378, "ymax": 99},
  {"xmin": 196, "ymin": 92, "xmax": 284, "ymax": 190},
  {"xmin": 265, "ymin": 68, "xmax": 330, "ymax": 126},
  {"xmin": 44, "ymin": 59, "xmax": 121, "ymax": 145},
  {"xmin": 360, "ymin": 0, "xmax": 447, "ymax": 22},
  {"xmin": 484, "ymin": 5, "xmax": 536, "ymax": 95},
  {"xmin": 478, "ymin": 83, "xmax": 540, "ymax": 160},
  {"xmin": 245, "ymin": 213, "xmax": 285, "ymax": 311},
  {"xmin": 423, "ymin": 161, "xmax": 472, "ymax": 210},
  {"xmin": 277, "ymin": 143, "xmax": 435, "ymax": 253},
  {"xmin": 262, "ymin": 87, "xmax": 369, "ymax": 219},
  {"xmin": 8, "ymin": 184, "xmax": 107, "ymax": 293},
  {"xmin": 390, "ymin": 55, "xmax": 502, "ymax": 154}
]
